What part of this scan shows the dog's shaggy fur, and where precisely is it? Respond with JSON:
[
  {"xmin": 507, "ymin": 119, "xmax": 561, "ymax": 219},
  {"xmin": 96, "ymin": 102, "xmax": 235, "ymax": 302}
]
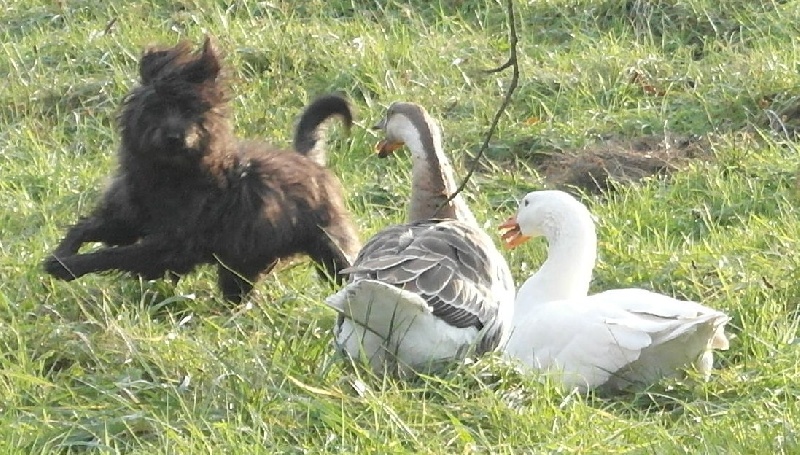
[{"xmin": 43, "ymin": 37, "xmax": 361, "ymax": 302}]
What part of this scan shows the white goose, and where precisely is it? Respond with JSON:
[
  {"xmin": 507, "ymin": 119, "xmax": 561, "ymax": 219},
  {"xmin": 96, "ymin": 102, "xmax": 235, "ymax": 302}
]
[
  {"xmin": 326, "ymin": 102, "xmax": 515, "ymax": 377},
  {"xmin": 499, "ymin": 190, "xmax": 730, "ymax": 391}
]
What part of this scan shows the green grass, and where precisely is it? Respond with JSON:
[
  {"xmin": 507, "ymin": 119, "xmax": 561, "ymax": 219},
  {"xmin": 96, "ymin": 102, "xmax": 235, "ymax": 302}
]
[{"xmin": 2, "ymin": 0, "xmax": 800, "ymax": 452}]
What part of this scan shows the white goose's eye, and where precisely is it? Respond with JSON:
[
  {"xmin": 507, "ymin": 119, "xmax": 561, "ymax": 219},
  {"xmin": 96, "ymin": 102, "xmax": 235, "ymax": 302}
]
[{"xmin": 523, "ymin": 199, "xmax": 529, "ymax": 207}]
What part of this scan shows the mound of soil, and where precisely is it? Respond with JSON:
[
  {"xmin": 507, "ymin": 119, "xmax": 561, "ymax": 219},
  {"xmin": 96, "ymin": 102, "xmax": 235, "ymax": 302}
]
[{"xmin": 532, "ymin": 134, "xmax": 710, "ymax": 194}]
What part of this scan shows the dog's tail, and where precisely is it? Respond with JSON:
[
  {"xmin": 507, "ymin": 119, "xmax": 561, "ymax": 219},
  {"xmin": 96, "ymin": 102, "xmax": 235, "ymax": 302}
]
[{"xmin": 293, "ymin": 93, "xmax": 354, "ymax": 167}]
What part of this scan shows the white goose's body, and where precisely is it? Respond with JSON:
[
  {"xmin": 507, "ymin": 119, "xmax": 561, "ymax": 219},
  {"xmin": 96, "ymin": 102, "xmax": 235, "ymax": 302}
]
[
  {"xmin": 326, "ymin": 102, "xmax": 514, "ymax": 377},
  {"xmin": 500, "ymin": 190, "xmax": 730, "ymax": 391}
]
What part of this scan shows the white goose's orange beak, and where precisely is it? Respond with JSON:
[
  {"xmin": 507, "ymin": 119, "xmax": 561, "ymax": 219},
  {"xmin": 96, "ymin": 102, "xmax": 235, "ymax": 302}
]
[
  {"xmin": 499, "ymin": 215, "xmax": 531, "ymax": 249},
  {"xmin": 374, "ymin": 140, "xmax": 405, "ymax": 158}
]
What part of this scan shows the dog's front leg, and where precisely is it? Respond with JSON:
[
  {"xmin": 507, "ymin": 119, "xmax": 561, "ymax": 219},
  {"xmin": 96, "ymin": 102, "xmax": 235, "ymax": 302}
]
[
  {"xmin": 50, "ymin": 216, "xmax": 104, "ymax": 257},
  {"xmin": 50, "ymin": 215, "xmax": 142, "ymax": 257},
  {"xmin": 44, "ymin": 237, "xmax": 198, "ymax": 282},
  {"xmin": 44, "ymin": 215, "xmax": 143, "ymax": 279}
]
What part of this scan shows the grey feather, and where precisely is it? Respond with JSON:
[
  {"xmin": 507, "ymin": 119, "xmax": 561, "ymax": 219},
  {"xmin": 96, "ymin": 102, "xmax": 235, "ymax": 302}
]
[{"xmin": 339, "ymin": 219, "xmax": 500, "ymax": 331}]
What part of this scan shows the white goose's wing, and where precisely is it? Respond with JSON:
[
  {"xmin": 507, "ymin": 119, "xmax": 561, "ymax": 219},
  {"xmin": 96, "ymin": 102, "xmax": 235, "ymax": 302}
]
[
  {"xmin": 600, "ymin": 289, "xmax": 730, "ymax": 347},
  {"xmin": 335, "ymin": 218, "xmax": 511, "ymax": 352},
  {"xmin": 506, "ymin": 296, "xmax": 651, "ymax": 390},
  {"xmin": 596, "ymin": 289, "xmax": 730, "ymax": 388},
  {"xmin": 506, "ymin": 289, "xmax": 729, "ymax": 390}
]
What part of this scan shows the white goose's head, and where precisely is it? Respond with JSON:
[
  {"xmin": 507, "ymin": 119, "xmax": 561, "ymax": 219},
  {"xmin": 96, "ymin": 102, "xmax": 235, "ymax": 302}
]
[
  {"xmin": 499, "ymin": 190, "xmax": 592, "ymax": 248},
  {"xmin": 372, "ymin": 102, "xmax": 442, "ymax": 160}
]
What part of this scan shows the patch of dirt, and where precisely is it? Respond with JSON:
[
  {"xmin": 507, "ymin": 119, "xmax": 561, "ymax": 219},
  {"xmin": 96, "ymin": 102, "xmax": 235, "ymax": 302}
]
[{"xmin": 530, "ymin": 134, "xmax": 712, "ymax": 194}]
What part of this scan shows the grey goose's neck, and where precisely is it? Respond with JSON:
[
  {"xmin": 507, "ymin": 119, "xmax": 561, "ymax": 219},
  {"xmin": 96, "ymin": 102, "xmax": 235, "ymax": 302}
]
[{"xmin": 400, "ymin": 106, "xmax": 478, "ymax": 228}]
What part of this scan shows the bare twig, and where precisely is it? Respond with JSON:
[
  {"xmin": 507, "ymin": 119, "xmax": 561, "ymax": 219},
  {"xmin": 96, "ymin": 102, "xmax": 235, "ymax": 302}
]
[
  {"xmin": 103, "ymin": 17, "xmax": 117, "ymax": 35},
  {"xmin": 437, "ymin": 0, "xmax": 520, "ymax": 213}
]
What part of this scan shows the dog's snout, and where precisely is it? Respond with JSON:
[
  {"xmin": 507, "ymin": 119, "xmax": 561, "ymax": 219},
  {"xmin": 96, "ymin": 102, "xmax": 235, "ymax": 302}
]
[
  {"xmin": 162, "ymin": 126, "xmax": 185, "ymax": 149},
  {"xmin": 166, "ymin": 130, "xmax": 182, "ymax": 141},
  {"xmin": 166, "ymin": 132, "xmax": 182, "ymax": 145}
]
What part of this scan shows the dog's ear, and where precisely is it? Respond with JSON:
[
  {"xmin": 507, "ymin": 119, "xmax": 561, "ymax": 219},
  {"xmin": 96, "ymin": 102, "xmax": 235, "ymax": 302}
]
[
  {"xmin": 182, "ymin": 36, "xmax": 222, "ymax": 84},
  {"xmin": 140, "ymin": 41, "xmax": 205, "ymax": 84},
  {"xmin": 139, "ymin": 46, "xmax": 172, "ymax": 84},
  {"xmin": 139, "ymin": 41, "xmax": 195, "ymax": 84}
]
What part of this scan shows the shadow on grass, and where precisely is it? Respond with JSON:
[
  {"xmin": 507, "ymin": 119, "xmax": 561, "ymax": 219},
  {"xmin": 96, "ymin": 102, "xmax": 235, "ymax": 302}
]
[{"xmin": 522, "ymin": 0, "xmax": 786, "ymax": 57}]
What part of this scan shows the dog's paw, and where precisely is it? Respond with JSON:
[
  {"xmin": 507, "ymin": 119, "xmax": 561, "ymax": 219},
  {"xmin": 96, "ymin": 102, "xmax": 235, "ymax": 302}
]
[{"xmin": 43, "ymin": 256, "xmax": 77, "ymax": 281}]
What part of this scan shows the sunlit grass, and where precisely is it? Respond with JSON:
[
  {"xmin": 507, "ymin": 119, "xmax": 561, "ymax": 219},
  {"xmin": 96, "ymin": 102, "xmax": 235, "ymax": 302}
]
[{"xmin": 2, "ymin": 0, "xmax": 800, "ymax": 452}]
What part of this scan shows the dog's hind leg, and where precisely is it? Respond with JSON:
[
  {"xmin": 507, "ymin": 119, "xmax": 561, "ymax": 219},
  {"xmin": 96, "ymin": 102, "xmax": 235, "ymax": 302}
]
[{"xmin": 217, "ymin": 263, "xmax": 270, "ymax": 303}]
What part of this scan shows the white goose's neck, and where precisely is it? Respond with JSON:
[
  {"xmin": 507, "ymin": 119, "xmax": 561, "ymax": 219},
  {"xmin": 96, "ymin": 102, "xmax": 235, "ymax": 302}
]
[
  {"xmin": 516, "ymin": 208, "xmax": 597, "ymax": 315},
  {"xmin": 404, "ymin": 122, "xmax": 479, "ymax": 228}
]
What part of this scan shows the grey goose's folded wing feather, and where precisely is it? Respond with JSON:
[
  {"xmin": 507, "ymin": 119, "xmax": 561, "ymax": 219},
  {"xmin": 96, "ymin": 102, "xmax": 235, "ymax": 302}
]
[{"xmin": 340, "ymin": 219, "xmax": 499, "ymax": 330}]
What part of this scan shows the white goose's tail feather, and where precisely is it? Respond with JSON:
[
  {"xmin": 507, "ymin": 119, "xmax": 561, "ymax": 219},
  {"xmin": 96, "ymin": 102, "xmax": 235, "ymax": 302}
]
[
  {"xmin": 691, "ymin": 312, "xmax": 731, "ymax": 379},
  {"xmin": 611, "ymin": 306, "xmax": 731, "ymax": 388},
  {"xmin": 710, "ymin": 322, "xmax": 731, "ymax": 350}
]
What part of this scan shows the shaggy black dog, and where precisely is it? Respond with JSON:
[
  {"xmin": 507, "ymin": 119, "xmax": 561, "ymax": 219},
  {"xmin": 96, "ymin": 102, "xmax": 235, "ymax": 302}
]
[{"xmin": 44, "ymin": 37, "xmax": 361, "ymax": 303}]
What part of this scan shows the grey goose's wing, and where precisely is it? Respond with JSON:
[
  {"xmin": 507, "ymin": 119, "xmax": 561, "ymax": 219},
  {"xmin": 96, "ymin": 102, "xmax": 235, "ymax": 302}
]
[{"xmin": 340, "ymin": 219, "xmax": 500, "ymax": 330}]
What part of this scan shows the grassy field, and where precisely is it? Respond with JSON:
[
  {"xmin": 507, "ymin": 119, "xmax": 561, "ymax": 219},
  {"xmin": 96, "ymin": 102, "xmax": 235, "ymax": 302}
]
[{"xmin": 2, "ymin": 0, "xmax": 800, "ymax": 452}]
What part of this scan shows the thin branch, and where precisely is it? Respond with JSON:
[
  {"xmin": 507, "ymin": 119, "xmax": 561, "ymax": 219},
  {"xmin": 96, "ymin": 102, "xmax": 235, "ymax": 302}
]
[
  {"xmin": 438, "ymin": 0, "xmax": 520, "ymax": 213},
  {"xmin": 103, "ymin": 17, "xmax": 118, "ymax": 35}
]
